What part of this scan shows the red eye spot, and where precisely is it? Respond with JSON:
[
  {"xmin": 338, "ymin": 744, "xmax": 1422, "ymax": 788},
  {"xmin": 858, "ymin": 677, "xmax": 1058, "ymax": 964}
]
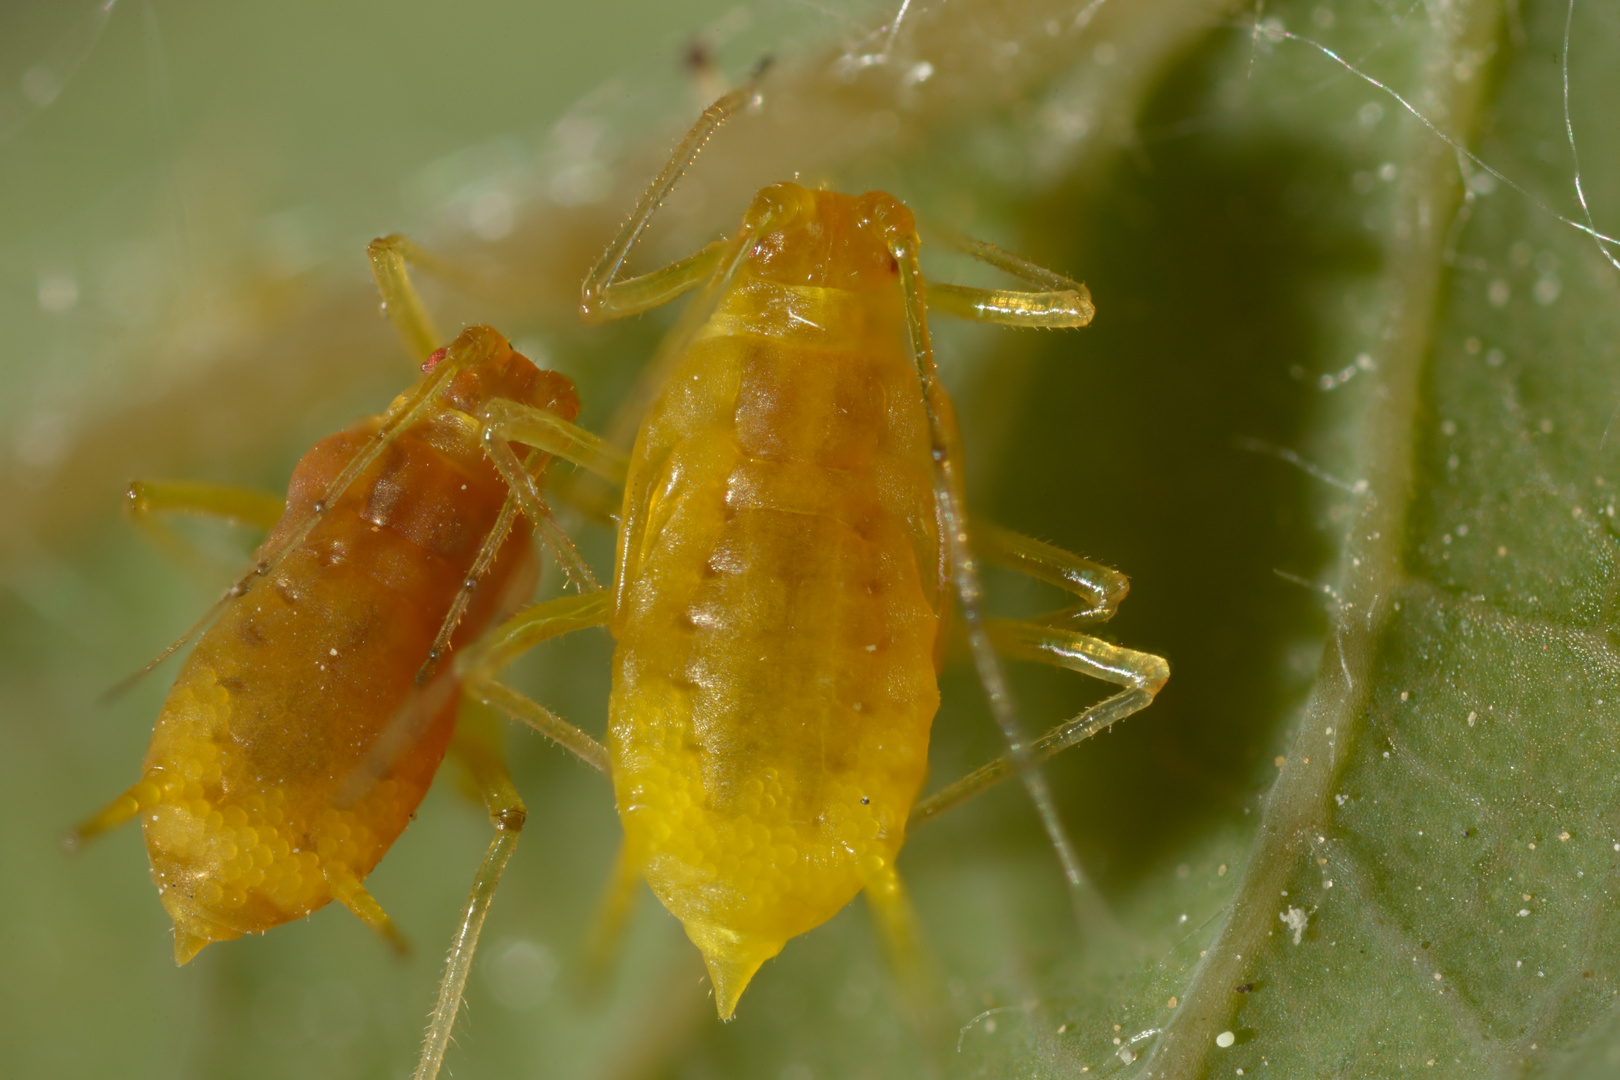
[{"xmin": 422, "ymin": 347, "xmax": 447, "ymax": 374}]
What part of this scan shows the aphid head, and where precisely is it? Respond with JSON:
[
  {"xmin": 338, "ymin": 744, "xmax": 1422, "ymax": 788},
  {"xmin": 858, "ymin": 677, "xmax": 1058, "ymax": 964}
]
[
  {"xmin": 742, "ymin": 183, "xmax": 916, "ymax": 293},
  {"xmin": 431, "ymin": 325, "xmax": 581, "ymax": 425}
]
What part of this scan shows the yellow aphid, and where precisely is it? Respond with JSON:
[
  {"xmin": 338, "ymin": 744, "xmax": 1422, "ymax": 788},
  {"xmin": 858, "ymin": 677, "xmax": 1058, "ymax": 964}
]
[
  {"xmin": 603, "ymin": 183, "xmax": 945, "ymax": 1008},
  {"xmin": 404, "ymin": 85, "xmax": 1168, "ymax": 1080}
]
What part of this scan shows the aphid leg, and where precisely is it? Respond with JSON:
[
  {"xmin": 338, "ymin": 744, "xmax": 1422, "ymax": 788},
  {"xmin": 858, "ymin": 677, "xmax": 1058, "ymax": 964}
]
[
  {"xmin": 455, "ymin": 590, "xmax": 614, "ymax": 772},
  {"xmin": 974, "ymin": 522, "xmax": 1129, "ymax": 627},
  {"xmin": 417, "ymin": 440, "xmax": 598, "ymax": 687},
  {"xmin": 413, "ymin": 699, "xmax": 528, "ymax": 1080},
  {"xmin": 414, "ymin": 602, "xmax": 614, "ymax": 1080},
  {"xmin": 113, "ymin": 269, "xmax": 487, "ymax": 700},
  {"xmin": 595, "ymin": 207, "xmax": 789, "ymax": 450},
  {"xmin": 861, "ymin": 861, "xmax": 946, "ymax": 1039},
  {"xmin": 367, "ymin": 234, "xmax": 446, "ymax": 363},
  {"xmin": 579, "ymin": 83, "xmax": 759, "ymax": 323},
  {"xmin": 887, "ymin": 223, "xmax": 1100, "ymax": 925},
  {"xmin": 580, "ymin": 83, "xmax": 788, "ymax": 449},
  {"xmin": 908, "ymin": 533, "xmax": 1169, "ymax": 826},
  {"xmin": 579, "ymin": 841, "xmax": 645, "ymax": 994},
  {"xmin": 925, "ymin": 233, "xmax": 1095, "ymax": 329},
  {"xmin": 481, "ymin": 399, "xmax": 629, "ymax": 486},
  {"xmin": 354, "ymin": 567, "xmax": 612, "ymax": 811},
  {"xmin": 242, "ymin": 327, "xmax": 509, "ymax": 621},
  {"xmin": 126, "ymin": 479, "xmax": 285, "ymax": 532},
  {"xmin": 121, "ymin": 478, "xmax": 283, "ymax": 574},
  {"xmin": 261, "ymin": 224, "xmax": 495, "ymax": 587},
  {"xmin": 581, "ymin": 240, "xmax": 727, "ymax": 322},
  {"xmin": 98, "ymin": 481, "xmax": 287, "ymax": 699},
  {"xmin": 477, "ymin": 400, "xmax": 626, "ymax": 593},
  {"xmin": 415, "ymin": 490, "xmax": 529, "ymax": 688},
  {"xmin": 325, "ymin": 866, "xmax": 410, "ymax": 955}
]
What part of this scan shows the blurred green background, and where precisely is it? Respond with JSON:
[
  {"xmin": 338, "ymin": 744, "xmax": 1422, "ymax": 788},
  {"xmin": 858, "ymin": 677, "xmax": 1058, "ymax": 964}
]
[{"xmin": 6, "ymin": 0, "xmax": 1618, "ymax": 1077}]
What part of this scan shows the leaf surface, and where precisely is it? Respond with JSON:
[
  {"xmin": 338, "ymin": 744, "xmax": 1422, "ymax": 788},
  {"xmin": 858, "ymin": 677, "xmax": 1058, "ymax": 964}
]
[{"xmin": 5, "ymin": 1, "xmax": 1620, "ymax": 1077}]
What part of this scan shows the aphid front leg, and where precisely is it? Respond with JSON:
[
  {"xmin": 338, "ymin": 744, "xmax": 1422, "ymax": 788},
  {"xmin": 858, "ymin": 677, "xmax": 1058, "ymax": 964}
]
[
  {"xmin": 480, "ymin": 399, "xmax": 628, "ymax": 490},
  {"xmin": 577, "ymin": 80, "xmax": 789, "ymax": 450},
  {"xmin": 578, "ymin": 83, "xmax": 757, "ymax": 323},
  {"xmin": 367, "ymin": 234, "xmax": 445, "ymax": 362},
  {"xmin": 122, "ymin": 479, "xmax": 283, "ymax": 579},
  {"xmin": 580, "ymin": 240, "xmax": 727, "ymax": 322},
  {"xmin": 925, "ymin": 233, "xmax": 1095, "ymax": 329},
  {"xmin": 909, "ymin": 530, "xmax": 1169, "ymax": 826},
  {"xmin": 476, "ymin": 399, "xmax": 626, "ymax": 594}
]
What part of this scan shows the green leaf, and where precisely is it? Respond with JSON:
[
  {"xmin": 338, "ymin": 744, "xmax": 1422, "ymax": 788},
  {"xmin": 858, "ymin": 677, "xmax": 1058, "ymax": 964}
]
[{"xmin": 5, "ymin": 0, "xmax": 1619, "ymax": 1077}]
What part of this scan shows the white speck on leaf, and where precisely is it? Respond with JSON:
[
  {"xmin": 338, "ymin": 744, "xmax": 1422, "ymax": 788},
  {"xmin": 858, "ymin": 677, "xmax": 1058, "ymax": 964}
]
[{"xmin": 1281, "ymin": 906, "xmax": 1308, "ymax": 944}]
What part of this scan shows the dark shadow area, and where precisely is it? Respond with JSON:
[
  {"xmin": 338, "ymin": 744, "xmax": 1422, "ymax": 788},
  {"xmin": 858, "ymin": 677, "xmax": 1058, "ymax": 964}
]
[{"xmin": 927, "ymin": 32, "xmax": 1382, "ymax": 896}]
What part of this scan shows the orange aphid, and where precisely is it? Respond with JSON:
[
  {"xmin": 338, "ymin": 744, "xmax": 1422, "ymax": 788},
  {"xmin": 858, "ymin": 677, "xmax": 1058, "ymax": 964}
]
[{"xmin": 72, "ymin": 241, "xmax": 585, "ymax": 965}]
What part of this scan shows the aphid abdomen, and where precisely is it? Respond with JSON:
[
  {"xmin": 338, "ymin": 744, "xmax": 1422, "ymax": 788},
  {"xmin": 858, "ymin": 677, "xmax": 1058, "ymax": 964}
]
[
  {"xmin": 609, "ymin": 190, "xmax": 943, "ymax": 1011},
  {"xmin": 139, "ymin": 339, "xmax": 578, "ymax": 962}
]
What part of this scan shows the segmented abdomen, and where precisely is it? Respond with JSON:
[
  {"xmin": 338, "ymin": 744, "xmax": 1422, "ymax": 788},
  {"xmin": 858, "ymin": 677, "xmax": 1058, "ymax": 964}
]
[{"xmin": 610, "ymin": 278, "xmax": 941, "ymax": 955}]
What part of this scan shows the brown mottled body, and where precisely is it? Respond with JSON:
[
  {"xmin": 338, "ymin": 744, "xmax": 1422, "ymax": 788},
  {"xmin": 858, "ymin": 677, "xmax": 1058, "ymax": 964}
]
[{"xmin": 131, "ymin": 334, "xmax": 577, "ymax": 960}]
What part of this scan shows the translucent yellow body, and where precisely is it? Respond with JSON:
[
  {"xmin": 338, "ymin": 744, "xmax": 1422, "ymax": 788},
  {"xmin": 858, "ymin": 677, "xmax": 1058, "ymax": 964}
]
[{"xmin": 608, "ymin": 185, "xmax": 944, "ymax": 1013}]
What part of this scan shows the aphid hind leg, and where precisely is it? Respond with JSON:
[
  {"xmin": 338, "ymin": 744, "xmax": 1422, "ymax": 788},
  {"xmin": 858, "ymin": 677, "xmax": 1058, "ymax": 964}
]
[
  {"xmin": 411, "ymin": 600, "xmax": 613, "ymax": 1080},
  {"xmin": 454, "ymin": 590, "xmax": 613, "ymax": 772},
  {"xmin": 925, "ymin": 233, "xmax": 1096, "ymax": 329},
  {"xmin": 861, "ymin": 862, "xmax": 946, "ymax": 1038},
  {"xmin": 886, "ymin": 222, "xmax": 1099, "ymax": 921},
  {"xmin": 579, "ymin": 840, "xmax": 644, "ymax": 996},
  {"xmin": 909, "ymin": 532, "xmax": 1169, "ymax": 827},
  {"xmin": 413, "ymin": 700, "xmax": 528, "ymax": 1080}
]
